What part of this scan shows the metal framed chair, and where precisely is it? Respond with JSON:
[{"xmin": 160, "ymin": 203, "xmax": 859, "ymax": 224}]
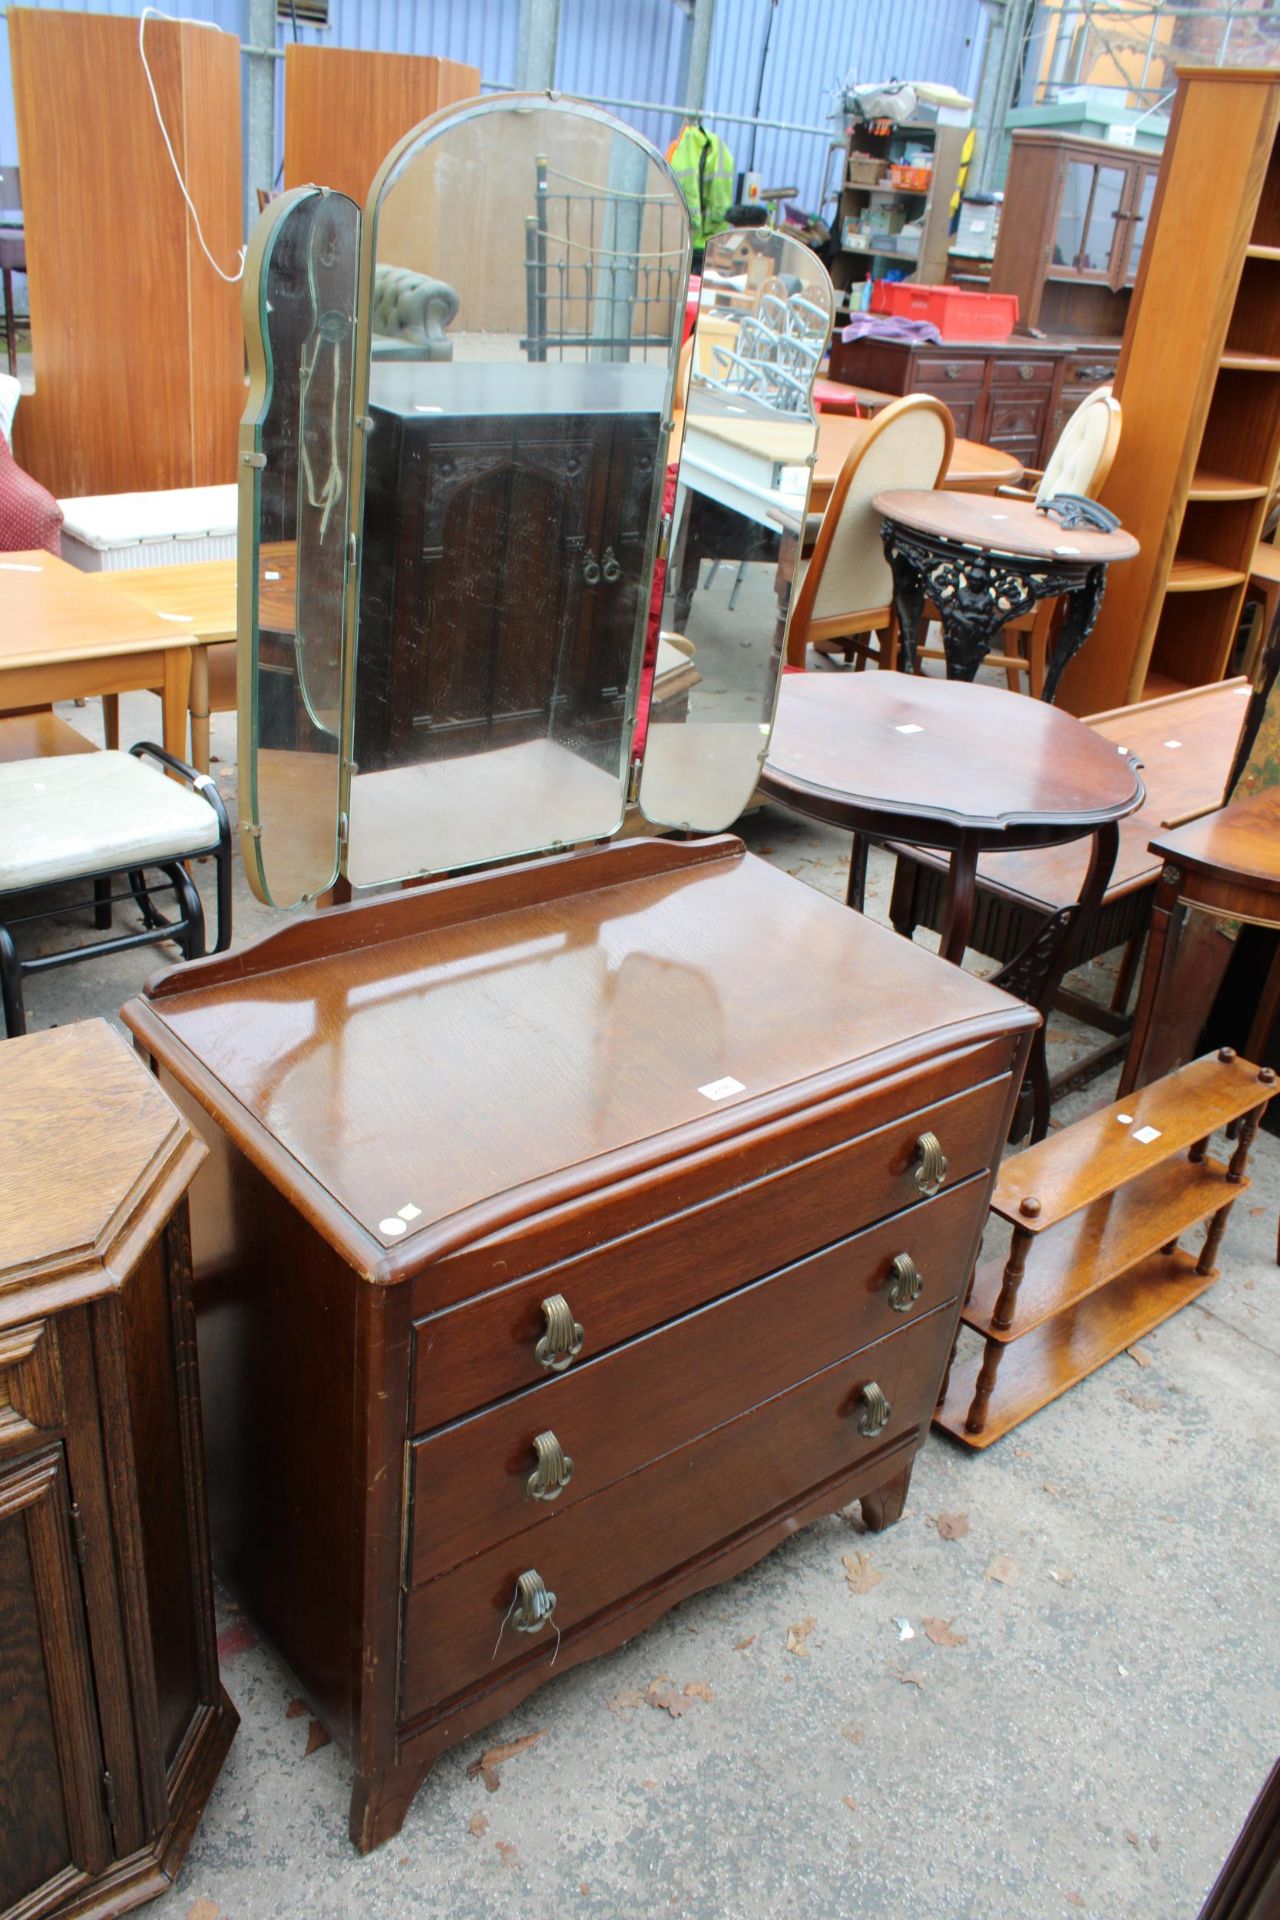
[{"xmin": 0, "ymin": 734, "xmax": 232, "ymax": 1036}]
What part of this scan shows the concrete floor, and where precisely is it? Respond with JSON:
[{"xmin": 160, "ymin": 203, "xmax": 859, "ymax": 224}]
[{"xmin": 10, "ymin": 691, "xmax": 1279, "ymax": 1920}]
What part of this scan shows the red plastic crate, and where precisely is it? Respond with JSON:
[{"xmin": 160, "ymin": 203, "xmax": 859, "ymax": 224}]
[{"xmin": 870, "ymin": 280, "xmax": 1019, "ymax": 341}]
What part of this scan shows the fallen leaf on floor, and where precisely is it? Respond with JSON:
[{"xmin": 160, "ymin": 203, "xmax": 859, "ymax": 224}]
[
  {"xmin": 842, "ymin": 1795, "xmax": 858, "ymax": 1812},
  {"xmin": 284, "ymin": 1697, "xmax": 308, "ymax": 1719},
  {"xmin": 467, "ymin": 1728, "xmax": 549, "ymax": 1792},
  {"xmin": 186, "ymin": 1901, "xmax": 218, "ymax": 1920},
  {"xmin": 1244, "ymin": 1278, "xmax": 1256, "ymax": 1290},
  {"xmin": 645, "ymin": 1679, "xmax": 694, "ymax": 1717},
  {"xmin": 1119, "ymin": 1387, "xmax": 1163, "ymax": 1412},
  {"xmin": 1249, "ymin": 1205, "xmax": 1266, "ymax": 1216},
  {"xmin": 1125, "ymin": 1830, "xmax": 1140, "ymax": 1848},
  {"xmin": 606, "ymin": 1689, "xmax": 646, "ymax": 1713},
  {"xmin": 1067, "ymin": 1894, "xmax": 1086, "ymax": 1910},
  {"xmin": 641, "ymin": 1778, "xmax": 658, "ymax": 1790},
  {"xmin": 934, "ymin": 1511, "xmax": 969, "ymax": 1540},
  {"xmin": 891, "ymin": 1666, "xmax": 924, "ymax": 1690},
  {"xmin": 843, "ymin": 1550, "xmax": 884, "ymax": 1595},
  {"xmin": 759, "ymin": 844, "xmax": 775, "ymax": 855},
  {"xmin": 1126, "ymin": 1344, "xmax": 1153, "ymax": 1368},
  {"xmin": 1049, "ymin": 1568, "xmax": 1074, "ymax": 1584},
  {"xmin": 1012, "ymin": 1447, "xmax": 1031, "ymax": 1458},
  {"xmin": 734, "ymin": 1634, "xmax": 756, "ymax": 1651},
  {"xmin": 923, "ymin": 1616, "xmax": 966, "ymax": 1648},
  {"xmin": 786, "ymin": 1615, "xmax": 818, "ymax": 1657},
  {"xmin": 683, "ymin": 1680, "xmax": 714, "ymax": 1703},
  {"xmin": 398, "ymin": 1857, "xmax": 409, "ymax": 1867},
  {"xmin": 304, "ymin": 1720, "xmax": 331, "ymax": 1756},
  {"xmin": 1043, "ymin": 1483, "xmax": 1058, "ymax": 1495},
  {"xmin": 580, "ymin": 1883, "xmax": 591, "ymax": 1895},
  {"xmin": 496, "ymin": 1841, "xmax": 519, "ymax": 1866},
  {"xmin": 842, "ymin": 1725, "xmax": 867, "ymax": 1745},
  {"xmin": 468, "ymin": 1813, "xmax": 489, "ymax": 1838},
  {"xmin": 985, "ymin": 1556, "xmax": 1018, "ymax": 1585},
  {"xmin": 215, "ymin": 1620, "xmax": 256, "ymax": 1662}
]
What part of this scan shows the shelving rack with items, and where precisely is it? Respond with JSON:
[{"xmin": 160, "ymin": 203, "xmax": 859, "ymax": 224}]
[
  {"xmin": 1059, "ymin": 67, "xmax": 1280, "ymax": 716},
  {"xmin": 830, "ymin": 93, "xmax": 971, "ymax": 317}
]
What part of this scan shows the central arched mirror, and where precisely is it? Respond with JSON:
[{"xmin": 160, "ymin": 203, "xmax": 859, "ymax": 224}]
[{"xmin": 237, "ymin": 95, "xmax": 833, "ymax": 907}]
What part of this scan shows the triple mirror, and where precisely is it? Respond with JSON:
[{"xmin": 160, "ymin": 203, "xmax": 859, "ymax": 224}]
[{"xmin": 238, "ymin": 94, "xmax": 834, "ymax": 907}]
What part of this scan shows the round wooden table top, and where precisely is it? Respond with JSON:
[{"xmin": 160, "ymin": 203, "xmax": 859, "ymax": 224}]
[
  {"xmin": 815, "ymin": 423, "xmax": 1023, "ymax": 504},
  {"xmin": 871, "ymin": 488, "xmax": 1140, "ymax": 564},
  {"xmin": 762, "ymin": 672, "xmax": 1144, "ymax": 840}
]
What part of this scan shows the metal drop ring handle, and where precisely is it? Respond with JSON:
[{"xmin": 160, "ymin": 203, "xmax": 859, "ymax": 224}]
[
  {"xmin": 856, "ymin": 1382, "xmax": 891, "ymax": 1438},
  {"xmin": 534, "ymin": 1294, "xmax": 584, "ymax": 1373},
  {"xmin": 511, "ymin": 1569, "xmax": 557, "ymax": 1634},
  {"xmin": 912, "ymin": 1131, "xmax": 949, "ymax": 1197},
  {"xmin": 887, "ymin": 1253, "xmax": 924, "ymax": 1314},
  {"xmin": 527, "ymin": 1429, "xmax": 575, "ymax": 1501},
  {"xmin": 582, "ymin": 550, "xmax": 602, "ymax": 587},
  {"xmin": 601, "ymin": 545, "xmax": 622, "ymax": 585}
]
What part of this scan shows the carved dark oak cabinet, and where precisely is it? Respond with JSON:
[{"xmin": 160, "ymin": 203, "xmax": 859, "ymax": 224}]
[
  {"xmin": 123, "ymin": 94, "xmax": 1038, "ymax": 1853},
  {"xmin": 0, "ymin": 1021, "xmax": 236, "ymax": 1920}
]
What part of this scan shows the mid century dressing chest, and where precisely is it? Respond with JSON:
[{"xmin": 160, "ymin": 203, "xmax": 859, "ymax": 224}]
[
  {"xmin": 118, "ymin": 93, "xmax": 1037, "ymax": 1852},
  {"xmin": 123, "ymin": 837, "xmax": 1036, "ymax": 1850},
  {"xmin": 0, "ymin": 1022, "xmax": 235, "ymax": 1918}
]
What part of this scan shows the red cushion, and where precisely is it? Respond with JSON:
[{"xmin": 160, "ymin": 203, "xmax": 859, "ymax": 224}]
[{"xmin": 0, "ymin": 431, "xmax": 63, "ymax": 556}]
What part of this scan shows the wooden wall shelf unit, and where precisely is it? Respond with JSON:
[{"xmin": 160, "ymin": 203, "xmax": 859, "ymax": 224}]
[
  {"xmin": 988, "ymin": 132, "xmax": 1160, "ymax": 340},
  {"xmin": 1059, "ymin": 67, "xmax": 1280, "ymax": 716},
  {"xmin": 936, "ymin": 1049, "xmax": 1273, "ymax": 1447},
  {"xmin": 283, "ymin": 45, "xmax": 479, "ymax": 207},
  {"xmin": 8, "ymin": 8, "xmax": 242, "ymax": 498},
  {"xmin": 0, "ymin": 1021, "xmax": 236, "ymax": 1920},
  {"xmin": 831, "ymin": 115, "xmax": 968, "ymax": 311}
]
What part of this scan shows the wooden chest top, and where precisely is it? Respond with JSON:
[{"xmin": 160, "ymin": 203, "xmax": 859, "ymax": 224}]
[{"xmin": 124, "ymin": 839, "xmax": 1035, "ymax": 1263}]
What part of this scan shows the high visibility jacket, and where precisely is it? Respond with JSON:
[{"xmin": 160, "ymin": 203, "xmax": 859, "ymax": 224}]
[{"xmin": 667, "ymin": 123, "xmax": 735, "ymax": 248}]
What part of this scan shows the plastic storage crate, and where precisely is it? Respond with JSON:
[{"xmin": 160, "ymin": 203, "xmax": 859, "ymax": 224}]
[{"xmin": 870, "ymin": 281, "xmax": 1019, "ymax": 341}]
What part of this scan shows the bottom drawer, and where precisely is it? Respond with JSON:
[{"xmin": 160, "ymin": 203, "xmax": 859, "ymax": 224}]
[{"xmin": 400, "ymin": 1303, "xmax": 952, "ymax": 1723}]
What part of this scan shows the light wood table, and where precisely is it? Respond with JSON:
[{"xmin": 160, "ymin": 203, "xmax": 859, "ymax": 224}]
[
  {"xmin": 95, "ymin": 547, "xmax": 296, "ymax": 771},
  {"xmin": 0, "ymin": 549, "xmax": 193, "ymax": 758},
  {"xmin": 813, "ymin": 416, "xmax": 1022, "ymax": 505}
]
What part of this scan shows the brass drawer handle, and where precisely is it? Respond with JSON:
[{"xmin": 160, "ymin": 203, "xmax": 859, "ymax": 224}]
[
  {"xmin": 887, "ymin": 1253, "xmax": 924, "ymax": 1313},
  {"xmin": 534, "ymin": 1294, "xmax": 584, "ymax": 1373},
  {"xmin": 856, "ymin": 1382, "xmax": 892, "ymax": 1438},
  {"xmin": 510, "ymin": 1568, "xmax": 557, "ymax": 1634},
  {"xmin": 527, "ymin": 1429, "xmax": 575, "ymax": 1501},
  {"xmin": 912, "ymin": 1131, "xmax": 949, "ymax": 1196}
]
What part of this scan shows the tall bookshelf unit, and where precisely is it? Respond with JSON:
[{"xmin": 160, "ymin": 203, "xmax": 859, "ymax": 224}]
[{"xmin": 1058, "ymin": 68, "xmax": 1280, "ymax": 716}]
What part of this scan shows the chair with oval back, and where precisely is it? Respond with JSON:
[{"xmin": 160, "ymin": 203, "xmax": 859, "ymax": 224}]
[{"xmin": 783, "ymin": 393, "xmax": 954, "ymax": 670}]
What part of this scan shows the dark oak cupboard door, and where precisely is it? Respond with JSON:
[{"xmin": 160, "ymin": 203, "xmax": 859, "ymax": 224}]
[{"xmin": 0, "ymin": 1445, "xmax": 111, "ymax": 1914}]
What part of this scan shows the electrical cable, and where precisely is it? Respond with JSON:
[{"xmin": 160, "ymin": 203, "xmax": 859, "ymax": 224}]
[{"xmin": 138, "ymin": 6, "xmax": 246, "ymax": 284}]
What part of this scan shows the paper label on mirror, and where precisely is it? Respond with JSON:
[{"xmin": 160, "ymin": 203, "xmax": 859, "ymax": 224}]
[{"xmin": 699, "ymin": 1077, "xmax": 746, "ymax": 1101}]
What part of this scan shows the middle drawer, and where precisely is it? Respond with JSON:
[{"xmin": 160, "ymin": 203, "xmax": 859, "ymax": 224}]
[{"xmin": 406, "ymin": 1174, "xmax": 984, "ymax": 1588}]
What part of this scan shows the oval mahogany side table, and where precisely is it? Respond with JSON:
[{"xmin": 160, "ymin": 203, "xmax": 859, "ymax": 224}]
[{"xmin": 760, "ymin": 673, "xmax": 1144, "ymax": 1139}]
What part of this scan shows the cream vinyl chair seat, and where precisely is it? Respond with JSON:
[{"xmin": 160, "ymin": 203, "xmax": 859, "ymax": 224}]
[
  {"xmin": 783, "ymin": 393, "xmax": 954, "ymax": 670},
  {"xmin": 0, "ymin": 738, "xmax": 232, "ymax": 1036}
]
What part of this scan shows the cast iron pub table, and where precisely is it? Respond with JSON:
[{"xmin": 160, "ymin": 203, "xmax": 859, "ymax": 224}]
[{"xmin": 761, "ymin": 674, "xmax": 1144, "ymax": 1139}]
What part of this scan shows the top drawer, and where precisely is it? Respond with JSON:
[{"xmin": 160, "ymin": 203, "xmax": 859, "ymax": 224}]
[
  {"xmin": 411, "ymin": 1071, "xmax": 1013, "ymax": 1431},
  {"xmin": 1060, "ymin": 353, "xmax": 1118, "ymax": 390},
  {"xmin": 988, "ymin": 357, "xmax": 1055, "ymax": 390},
  {"xmin": 913, "ymin": 354, "xmax": 986, "ymax": 390}
]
